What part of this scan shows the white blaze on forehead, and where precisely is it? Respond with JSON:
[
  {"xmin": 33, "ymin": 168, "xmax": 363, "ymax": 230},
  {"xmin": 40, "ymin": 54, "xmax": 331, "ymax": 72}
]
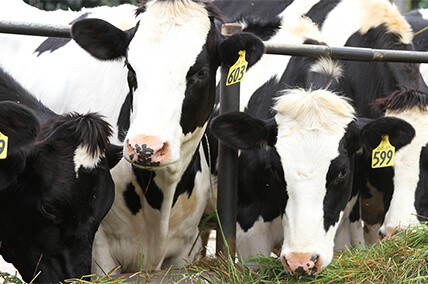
[
  {"xmin": 74, "ymin": 145, "xmax": 102, "ymax": 176},
  {"xmin": 383, "ymin": 108, "xmax": 428, "ymax": 231},
  {"xmin": 126, "ymin": 0, "xmax": 211, "ymax": 140},
  {"xmin": 274, "ymin": 89, "xmax": 355, "ymax": 261}
]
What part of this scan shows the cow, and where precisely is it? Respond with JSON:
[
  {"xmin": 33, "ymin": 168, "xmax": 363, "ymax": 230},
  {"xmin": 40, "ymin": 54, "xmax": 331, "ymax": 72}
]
[
  {"xmin": 0, "ymin": 0, "xmax": 265, "ymax": 274},
  {"xmin": 0, "ymin": 67, "xmax": 117, "ymax": 283},
  {"xmin": 212, "ymin": 0, "xmax": 428, "ymax": 244},
  {"xmin": 209, "ymin": 52, "xmax": 415, "ymax": 275}
]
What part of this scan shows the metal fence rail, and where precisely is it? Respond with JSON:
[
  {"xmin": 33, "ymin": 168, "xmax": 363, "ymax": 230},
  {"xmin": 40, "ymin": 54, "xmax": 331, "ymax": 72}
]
[
  {"xmin": 1, "ymin": 20, "xmax": 428, "ymax": 62},
  {"xmin": 0, "ymin": 20, "xmax": 70, "ymax": 38}
]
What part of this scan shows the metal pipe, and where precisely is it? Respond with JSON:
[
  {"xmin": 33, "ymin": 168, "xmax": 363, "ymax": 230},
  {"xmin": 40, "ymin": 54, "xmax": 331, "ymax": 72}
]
[
  {"xmin": 265, "ymin": 43, "xmax": 428, "ymax": 63},
  {"xmin": 216, "ymin": 23, "xmax": 242, "ymax": 257},
  {"xmin": 216, "ymin": 69, "xmax": 240, "ymax": 257},
  {"xmin": 0, "ymin": 20, "xmax": 71, "ymax": 38}
]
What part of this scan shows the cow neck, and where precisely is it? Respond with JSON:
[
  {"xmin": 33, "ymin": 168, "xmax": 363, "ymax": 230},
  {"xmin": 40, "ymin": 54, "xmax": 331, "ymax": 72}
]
[{"xmin": 148, "ymin": 169, "xmax": 178, "ymax": 270}]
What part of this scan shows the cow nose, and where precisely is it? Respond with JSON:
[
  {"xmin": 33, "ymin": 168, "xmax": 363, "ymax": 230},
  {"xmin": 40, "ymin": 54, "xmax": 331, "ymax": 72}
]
[
  {"xmin": 125, "ymin": 135, "xmax": 169, "ymax": 167},
  {"xmin": 281, "ymin": 253, "xmax": 321, "ymax": 276},
  {"xmin": 379, "ymin": 227, "xmax": 398, "ymax": 240}
]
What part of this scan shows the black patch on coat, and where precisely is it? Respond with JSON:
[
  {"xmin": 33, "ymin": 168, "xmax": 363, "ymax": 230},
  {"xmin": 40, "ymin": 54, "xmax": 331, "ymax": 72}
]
[
  {"xmin": 133, "ymin": 167, "xmax": 163, "ymax": 210},
  {"xmin": 117, "ymin": 91, "xmax": 133, "ymax": 142},
  {"xmin": 35, "ymin": 12, "xmax": 90, "ymax": 56},
  {"xmin": 305, "ymin": 0, "xmax": 340, "ymax": 27},
  {"xmin": 123, "ymin": 183, "xmax": 142, "ymax": 215},
  {"xmin": 415, "ymin": 144, "xmax": 428, "ymax": 221}
]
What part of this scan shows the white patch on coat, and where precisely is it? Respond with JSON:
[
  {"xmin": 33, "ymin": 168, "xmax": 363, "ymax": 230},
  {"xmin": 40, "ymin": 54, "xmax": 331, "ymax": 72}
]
[
  {"xmin": 381, "ymin": 108, "xmax": 428, "ymax": 234},
  {"xmin": 309, "ymin": 57, "xmax": 343, "ymax": 82},
  {"xmin": 236, "ymin": 216, "xmax": 283, "ymax": 261},
  {"xmin": 273, "ymin": 89, "xmax": 355, "ymax": 269},
  {"xmin": 239, "ymin": 16, "xmax": 324, "ymax": 110},
  {"xmin": 74, "ymin": 145, "xmax": 102, "ymax": 177},
  {"xmin": 321, "ymin": 0, "xmax": 412, "ymax": 46}
]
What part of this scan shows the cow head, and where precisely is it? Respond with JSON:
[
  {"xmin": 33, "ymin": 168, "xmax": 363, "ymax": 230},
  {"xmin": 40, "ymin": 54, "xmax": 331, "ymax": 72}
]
[
  {"xmin": 0, "ymin": 106, "xmax": 117, "ymax": 282},
  {"xmin": 71, "ymin": 0, "xmax": 264, "ymax": 174},
  {"xmin": 210, "ymin": 88, "xmax": 415, "ymax": 275}
]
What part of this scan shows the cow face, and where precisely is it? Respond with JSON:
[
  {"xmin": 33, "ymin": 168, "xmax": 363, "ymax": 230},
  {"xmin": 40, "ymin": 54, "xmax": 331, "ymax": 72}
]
[
  {"xmin": 0, "ymin": 110, "xmax": 116, "ymax": 283},
  {"xmin": 71, "ymin": 0, "xmax": 264, "ymax": 173},
  {"xmin": 210, "ymin": 89, "xmax": 415, "ymax": 275}
]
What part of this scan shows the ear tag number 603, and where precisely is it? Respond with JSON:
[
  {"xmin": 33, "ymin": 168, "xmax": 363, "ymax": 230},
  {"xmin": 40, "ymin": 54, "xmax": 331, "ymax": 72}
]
[
  {"xmin": 226, "ymin": 50, "xmax": 248, "ymax": 86},
  {"xmin": 372, "ymin": 135, "xmax": 395, "ymax": 168},
  {"xmin": 0, "ymin": 131, "xmax": 8, "ymax": 159}
]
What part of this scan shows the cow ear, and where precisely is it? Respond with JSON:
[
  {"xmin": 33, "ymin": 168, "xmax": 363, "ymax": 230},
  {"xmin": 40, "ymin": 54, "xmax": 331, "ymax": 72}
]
[
  {"xmin": 209, "ymin": 111, "xmax": 277, "ymax": 150},
  {"xmin": 219, "ymin": 32, "xmax": 265, "ymax": 69},
  {"xmin": 71, "ymin": 18, "xmax": 133, "ymax": 60},
  {"xmin": 360, "ymin": 116, "xmax": 415, "ymax": 151},
  {"xmin": 105, "ymin": 144, "xmax": 123, "ymax": 169},
  {"xmin": 0, "ymin": 102, "xmax": 40, "ymax": 152}
]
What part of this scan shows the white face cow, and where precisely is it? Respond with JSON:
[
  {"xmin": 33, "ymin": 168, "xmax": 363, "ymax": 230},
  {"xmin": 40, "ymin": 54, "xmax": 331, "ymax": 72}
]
[
  {"xmin": 67, "ymin": 0, "xmax": 265, "ymax": 272},
  {"xmin": 210, "ymin": 87, "xmax": 415, "ymax": 275}
]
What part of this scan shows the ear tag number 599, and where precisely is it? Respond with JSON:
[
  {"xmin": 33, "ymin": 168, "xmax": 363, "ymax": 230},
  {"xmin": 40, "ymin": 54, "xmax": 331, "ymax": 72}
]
[
  {"xmin": 0, "ymin": 131, "xmax": 8, "ymax": 159},
  {"xmin": 372, "ymin": 135, "xmax": 395, "ymax": 168},
  {"xmin": 226, "ymin": 50, "xmax": 248, "ymax": 86}
]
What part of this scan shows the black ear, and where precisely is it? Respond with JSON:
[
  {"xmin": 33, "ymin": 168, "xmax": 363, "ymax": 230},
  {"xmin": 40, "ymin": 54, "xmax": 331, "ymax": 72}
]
[
  {"xmin": 0, "ymin": 102, "xmax": 40, "ymax": 152},
  {"xmin": 71, "ymin": 18, "xmax": 133, "ymax": 60},
  {"xmin": 360, "ymin": 116, "xmax": 415, "ymax": 151},
  {"xmin": 219, "ymin": 32, "xmax": 265, "ymax": 69},
  {"xmin": 105, "ymin": 144, "xmax": 123, "ymax": 169},
  {"xmin": 209, "ymin": 111, "xmax": 277, "ymax": 150}
]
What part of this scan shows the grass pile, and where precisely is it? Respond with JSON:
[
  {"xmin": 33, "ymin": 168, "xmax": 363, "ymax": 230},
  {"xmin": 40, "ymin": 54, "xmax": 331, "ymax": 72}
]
[{"xmin": 1, "ymin": 223, "xmax": 427, "ymax": 283}]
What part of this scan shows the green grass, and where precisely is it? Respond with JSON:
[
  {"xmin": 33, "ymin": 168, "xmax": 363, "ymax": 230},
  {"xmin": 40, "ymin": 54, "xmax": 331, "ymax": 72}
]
[{"xmin": 1, "ymin": 224, "xmax": 427, "ymax": 283}]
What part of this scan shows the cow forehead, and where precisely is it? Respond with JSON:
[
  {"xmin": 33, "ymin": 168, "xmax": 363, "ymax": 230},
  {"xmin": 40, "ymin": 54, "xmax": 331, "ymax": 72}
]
[
  {"xmin": 273, "ymin": 89, "xmax": 354, "ymax": 187},
  {"xmin": 276, "ymin": 131, "xmax": 343, "ymax": 187},
  {"xmin": 129, "ymin": 0, "xmax": 211, "ymax": 76}
]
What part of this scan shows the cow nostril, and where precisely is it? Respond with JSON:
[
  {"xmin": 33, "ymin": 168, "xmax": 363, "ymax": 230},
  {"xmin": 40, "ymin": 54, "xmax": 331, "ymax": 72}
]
[
  {"xmin": 311, "ymin": 254, "xmax": 319, "ymax": 264},
  {"xmin": 379, "ymin": 231, "xmax": 386, "ymax": 239}
]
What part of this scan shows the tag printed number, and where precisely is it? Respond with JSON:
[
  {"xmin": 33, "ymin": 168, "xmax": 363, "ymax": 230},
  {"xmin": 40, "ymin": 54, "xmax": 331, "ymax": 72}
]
[
  {"xmin": 373, "ymin": 150, "xmax": 393, "ymax": 167},
  {"xmin": 227, "ymin": 65, "xmax": 246, "ymax": 85},
  {"xmin": 0, "ymin": 140, "xmax": 5, "ymax": 155}
]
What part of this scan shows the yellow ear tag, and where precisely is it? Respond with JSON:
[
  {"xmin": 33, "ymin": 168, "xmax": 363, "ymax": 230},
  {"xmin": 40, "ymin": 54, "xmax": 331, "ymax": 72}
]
[
  {"xmin": 372, "ymin": 135, "xmax": 395, "ymax": 168},
  {"xmin": 226, "ymin": 50, "xmax": 248, "ymax": 86},
  {"xmin": 0, "ymin": 131, "xmax": 8, "ymax": 159}
]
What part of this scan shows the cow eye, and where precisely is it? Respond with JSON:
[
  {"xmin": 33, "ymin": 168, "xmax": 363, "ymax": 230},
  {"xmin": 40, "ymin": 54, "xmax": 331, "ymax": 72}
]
[
  {"xmin": 41, "ymin": 204, "xmax": 61, "ymax": 224},
  {"xmin": 196, "ymin": 67, "xmax": 209, "ymax": 79},
  {"xmin": 338, "ymin": 169, "xmax": 348, "ymax": 179}
]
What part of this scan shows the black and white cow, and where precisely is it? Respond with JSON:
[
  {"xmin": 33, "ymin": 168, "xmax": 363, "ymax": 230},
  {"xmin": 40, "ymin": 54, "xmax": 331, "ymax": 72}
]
[
  {"xmin": 0, "ymin": 67, "xmax": 116, "ymax": 283},
  {"xmin": 0, "ymin": 0, "xmax": 265, "ymax": 273},
  {"xmin": 209, "ymin": 52, "xmax": 415, "ymax": 275},
  {"xmin": 213, "ymin": 0, "xmax": 428, "ymax": 243}
]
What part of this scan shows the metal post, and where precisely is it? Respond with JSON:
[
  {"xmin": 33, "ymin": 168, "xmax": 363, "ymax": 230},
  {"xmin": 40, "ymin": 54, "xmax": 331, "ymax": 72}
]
[{"xmin": 216, "ymin": 23, "xmax": 242, "ymax": 257}]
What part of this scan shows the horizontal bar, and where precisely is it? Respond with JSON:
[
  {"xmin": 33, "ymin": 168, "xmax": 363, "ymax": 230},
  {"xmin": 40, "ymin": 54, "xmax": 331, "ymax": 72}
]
[
  {"xmin": 1, "ymin": 21, "xmax": 428, "ymax": 63},
  {"xmin": 265, "ymin": 43, "xmax": 428, "ymax": 63},
  {"xmin": 0, "ymin": 20, "xmax": 71, "ymax": 38}
]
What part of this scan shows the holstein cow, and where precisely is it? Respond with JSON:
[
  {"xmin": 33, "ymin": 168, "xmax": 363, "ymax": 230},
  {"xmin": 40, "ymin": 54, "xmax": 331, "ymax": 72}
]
[
  {"xmin": 213, "ymin": 0, "xmax": 428, "ymax": 242},
  {"xmin": 0, "ymin": 67, "xmax": 116, "ymax": 283},
  {"xmin": 209, "ymin": 56, "xmax": 415, "ymax": 275},
  {"xmin": 0, "ymin": 0, "xmax": 265, "ymax": 273},
  {"xmin": 203, "ymin": 16, "xmax": 414, "ymax": 275}
]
